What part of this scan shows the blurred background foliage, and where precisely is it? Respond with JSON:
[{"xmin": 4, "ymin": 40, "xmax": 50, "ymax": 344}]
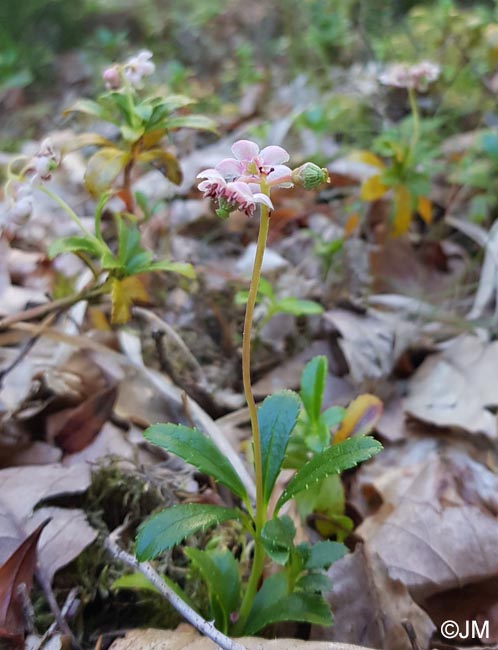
[{"xmin": 2, "ymin": 0, "xmax": 498, "ymax": 149}]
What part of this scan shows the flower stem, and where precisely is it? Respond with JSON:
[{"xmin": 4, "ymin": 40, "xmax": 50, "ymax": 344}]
[
  {"xmin": 39, "ymin": 187, "xmax": 88, "ymax": 235},
  {"xmin": 234, "ymin": 200, "xmax": 270, "ymax": 634},
  {"xmin": 408, "ymin": 86, "xmax": 420, "ymax": 154}
]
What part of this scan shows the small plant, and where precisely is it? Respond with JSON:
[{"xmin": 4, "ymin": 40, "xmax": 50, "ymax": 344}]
[
  {"xmin": 357, "ymin": 61, "xmax": 440, "ymax": 236},
  {"xmin": 65, "ymin": 50, "xmax": 216, "ymax": 209},
  {"xmin": 286, "ymin": 356, "xmax": 382, "ymax": 541},
  {"xmin": 234, "ymin": 277, "xmax": 323, "ymax": 329},
  {"xmin": 450, "ymin": 129, "xmax": 498, "ymax": 223},
  {"xmin": 4, "ymin": 138, "xmax": 194, "ymax": 324},
  {"xmin": 135, "ymin": 140, "xmax": 382, "ymax": 636},
  {"xmin": 2, "ymin": 51, "xmax": 212, "ymax": 323}
]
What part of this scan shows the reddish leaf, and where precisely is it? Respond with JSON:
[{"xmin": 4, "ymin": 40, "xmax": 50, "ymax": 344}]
[
  {"xmin": 0, "ymin": 520, "xmax": 49, "ymax": 645},
  {"xmin": 47, "ymin": 383, "xmax": 118, "ymax": 453}
]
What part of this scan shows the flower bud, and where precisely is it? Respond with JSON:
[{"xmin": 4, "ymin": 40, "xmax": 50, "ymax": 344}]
[
  {"xmin": 291, "ymin": 162, "xmax": 329, "ymax": 190},
  {"xmin": 215, "ymin": 197, "xmax": 235, "ymax": 220},
  {"xmin": 103, "ymin": 64, "xmax": 122, "ymax": 90}
]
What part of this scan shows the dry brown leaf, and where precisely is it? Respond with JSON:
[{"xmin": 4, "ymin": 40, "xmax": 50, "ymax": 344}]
[
  {"xmin": 404, "ymin": 335, "xmax": 498, "ymax": 437},
  {"xmin": 357, "ymin": 448, "xmax": 498, "ymax": 600},
  {"xmin": 324, "ymin": 308, "xmax": 418, "ymax": 387},
  {"xmin": 0, "ymin": 464, "xmax": 96, "ymax": 587},
  {"xmin": 47, "ymin": 382, "xmax": 118, "ymax": 453},
  {"xmin": 311, "ymin": 545, "xmax": 435, "ymax": 650},
  {"xmin": 108, "ymin": 624, "xmax": 377, "ymax": 650}
]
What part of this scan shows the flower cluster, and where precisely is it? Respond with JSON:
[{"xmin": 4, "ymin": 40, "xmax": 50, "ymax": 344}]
[
  {"xmin": 379, "ymin": 61, "xmax": 441, "ymax": 92},
  {"xmin": 197, "ymin": 139, "xmax": 328, "ymax": 218},
  {"xmin": 7, "ymin": 138, "xmax": 60, "ymax": 224},
  {"xmin": 102, "ymin": 50, "xmax": 155, "ymax": 91}
]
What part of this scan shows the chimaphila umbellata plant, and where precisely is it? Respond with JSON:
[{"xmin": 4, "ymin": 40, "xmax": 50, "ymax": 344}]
[
  {"xmin": 357, "ymin": 61, "xmax": 441, "ymax": 236},
  {"xmin": 2, "ymin": 50, "xmax": 222, "ymax": 323},
  {"xmin": 285, "ymin": 356, "xmax": 382, "ymax": 541},
  {"xmin": 4, "ymin": 137, "xmax": 194, "ymax": 324},
  {"xmin": 234, "ymin": 277, "xmax": 324, "ymax": 331},
  {"xmin": 136, "ymin": 139, "xmax": 383, "ymax": 636},
  {"xmin": 65, "ymin": 50, "xmax": 216, "ymax": 209}
]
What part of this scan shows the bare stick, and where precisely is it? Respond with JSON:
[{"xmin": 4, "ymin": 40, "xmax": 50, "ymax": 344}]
[{"xmin": 105, "ymin": 532, "xmax": 248, "ymax": 650}]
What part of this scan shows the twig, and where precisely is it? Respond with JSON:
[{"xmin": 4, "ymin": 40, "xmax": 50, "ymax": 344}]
[
  {"xmin": 0, "ymin": 284, "xmax": 105, "ymax": 331},
  {"xmin": 105, "ymin": 531, "xmax": 248, "ymax": 650},
  {"xmin": 0, "ymin": 314, "xmax": 55, "ymax": 389},
  {"xmin": 36, "ymin": 566, "xmax": 77, "ymax": 645},
  {"xmin": 36, "ymin": 588, "xmax": 79, "ymax": 650}
]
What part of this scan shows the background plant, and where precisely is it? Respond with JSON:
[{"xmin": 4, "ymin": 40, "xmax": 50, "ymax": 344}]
[{"xmin": 65, "ymin": 50, "xmax": 217, "ymax": 211}]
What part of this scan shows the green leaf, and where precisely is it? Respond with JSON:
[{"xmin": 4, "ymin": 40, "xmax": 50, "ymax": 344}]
[
  {"xmin": 244, "ymin": 573, "xmax": 332, "ymax": 635},
  {"xmin": 64, "ymin": 98, "xmax": 115, "ymax": 123},
  {"xmin": 322, "ymin": 406, "xmax": 346, "ymax": 428},
  {"xmin": 185, "ymin": 548, "xmax": 240, "ymax": 633},
  {"xmin": 296, "ymin": 573, "xmax": 333, "ymax": 593},
  {"xmin": 257, "ymin": 278, "xmax": 275, "ymax": 299},
  {"xmin": 300, "ymin": 356, "xmax": 327, "ymax": 422},
  {"xmin": 147, "ymin": 95, "xmax": 196, "ymax": 127},
  {"xmin": 134, "ymin": 103, "xmax": 153, "ymax": 122},
  {"xmin": 112, "ymin": 571, "xmax": 196, "ymax": 608},
  {"xmin": 145, "ymin": 261, "xmax": 196, "ymax": 279},
  {"xmin": 261, "ymin": 516, "xmax": 295, "ymax": 565},
  {"xmin": 143, "ymin": 424, "xmax": 248, "ymax": 501},
  {"xmin": 480, "ymin": 131, "xmax": 498, "ymax": 167},
  {"xmin": 304, "ymin": 416, "xmax": 331, "ymax": 453},
  {"xmin": 84, "ymin": 147, "xmax": 129, "ymax": 196},
  {"xmin": 120, "ymin": 124, "xmax": 145, "ymax": 142},
  {"xmin": 116, "ymin": 220, "xmax": 151, "ymax": 274},
  {"xmin": 136, "ymin": 504, "xmax": 241, "ymax": 561},
  {"xmin": 306, "ymin": 541, "xmax": 348, "ymax": 570},
  {"xmin": 258, "ymin": 391, "xmax": 301, "ymax": 504},
  {"xmin": 276, "ymin": 436, "xmax": 383, "ymax": 511},
  {"xmin": 275, "ymin": 297, "xmax": 324, "ymax": 317},
  {"xmin": 165, "ymin": 114, "xmax": 218, "ymax": 133},
  {"xmin": 47, "ymin": 235, "xmax": 105, "ymax": 259}
]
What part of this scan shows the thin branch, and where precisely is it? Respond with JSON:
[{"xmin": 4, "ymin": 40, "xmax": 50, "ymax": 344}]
[
  {"xmin": 0, "ymin": 284, "xmax": 105, "ymax": 331},
  {"xmin": 104, "ymin": 532, "xmax": 248, "ymax": 650}
]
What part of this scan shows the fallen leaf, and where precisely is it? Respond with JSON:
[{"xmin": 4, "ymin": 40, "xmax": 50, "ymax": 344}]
[
  {"xmin": 47, "ymin": 382, "xmax": 118, "ymax": 453},
  {"xmin": 404, "ymin": 335, "xmax": 498, "ymax": 438},
  {"xmin": 311, "ymin": 545, "xmax": 435, "ymax": 650},
  {"xmin": 357, "ymin": 447, "xmax": 498, "ymax": 600},
  {"xmin": 0, "ymin": 521, "xmax": 49, "ymax": 646},
  {"xmin": 108, "ymin": 623, "xmax": 377, "ymax": 650}
]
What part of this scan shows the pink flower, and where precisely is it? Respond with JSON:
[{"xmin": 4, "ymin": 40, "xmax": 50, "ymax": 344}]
[
  {"xmin": 103, "ymin": 64, "xmax": 122, "ymax": 90},
  {"xmin": 124, "ymin": 50, "xmax": 155, "ymax": 88},
  {"xmin": 216, "ymin": 139, "xmax": 293, "ymax": 188},
  {"xmin": 197, "ymin": 169, "xmax": 273, "ymax": 217},
  {"xmin": 379, "ymin": 61, "xmax": 440, "ymax": 92}
]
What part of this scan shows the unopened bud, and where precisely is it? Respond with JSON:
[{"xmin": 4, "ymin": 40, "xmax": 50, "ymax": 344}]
[
  {"xmin": 215, "ymin": 197, "xmax": 235, "ymax": 220},
  {"xmin": 291, "ymin": 162, "xmax": 329, "ymax": 190},
  {"xmin": 103, "ymin": 65, "xmax": 122, "ymax": 90}
]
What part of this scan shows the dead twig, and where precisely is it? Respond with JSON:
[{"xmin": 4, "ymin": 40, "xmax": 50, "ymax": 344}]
[
  {"xmin": 0, "ymin": 284, "xmax": 105, "ymax": 332},
  {"xmin": 105, "ymin": 530, "xmax": 248, "ymax": 650}
]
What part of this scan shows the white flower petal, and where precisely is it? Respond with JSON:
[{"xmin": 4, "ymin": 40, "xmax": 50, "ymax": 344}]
[
  {"xmin": 260, "ymin": 145, "xmax": 289, "ymax": 165},
  {"xmin": 253, "ymin": 193, "xmax": 274, "ymax": 210},
  {"xmin": 231, "ymin": 139, "xmax": 260, "ymax": 161},
  {"xmin": 267, "ymin": 165, "xmax": 292, "ymax": 186},
  {"xmin": 216, "ymin": 158, "xmax": 243, "ymax": 178}
]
